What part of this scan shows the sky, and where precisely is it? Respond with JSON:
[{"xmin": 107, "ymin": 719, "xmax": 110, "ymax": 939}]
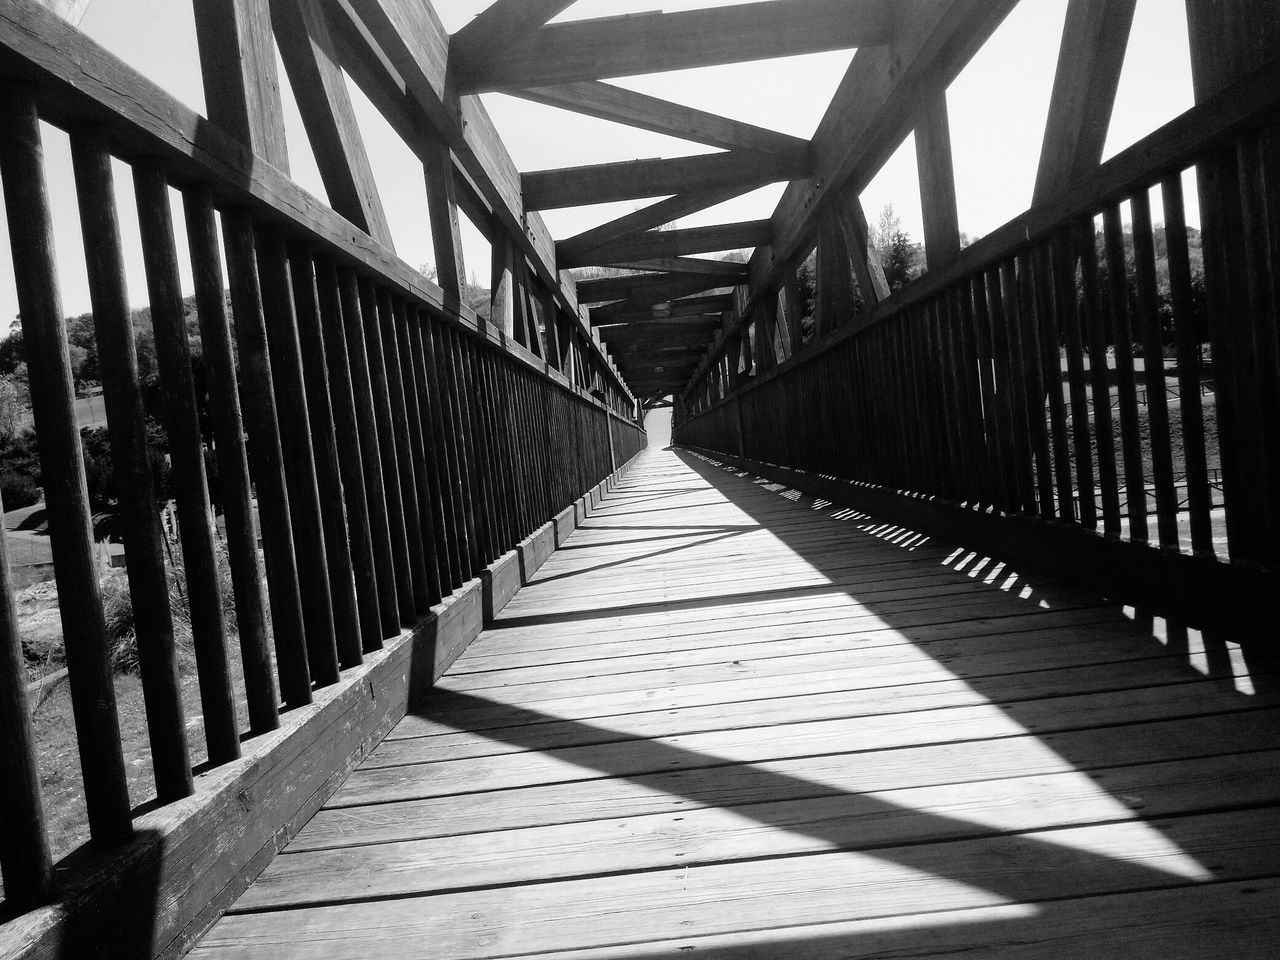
[{"xmin": 0, "ymin": 0, "xmax": 1197, "ymax": 330}]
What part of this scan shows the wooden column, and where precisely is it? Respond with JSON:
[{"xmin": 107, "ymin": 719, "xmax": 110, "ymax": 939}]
[
  {"xmin": 914, "ymin": 90, "xmax": 960, "ymax": 269},
  {"xmin": 1034, "ymin": 0, "xmax": 1137, "ymax": 203},
  {"xmin": 0, "ymin": 515, "xmax": 53, "ymax": 908},
  {"xmin": 1185, "ymin": 0, "xmax": 1280, "ymax": 565},
  {"xmin": 815, "ymin": 210, "xmax": 853, "ymax": 336},
  {"xmin": 270, "ymin": 0, "xmax": 392, "ymax": 245},
  {"xmin": 185, "ymin": 189, "xmax": 278, "ymax": 732},
  {"xmin": 193, "ymin": 0, "xmax": 290, "ymax": 170},
  {"xmin": 0, "ymin": 90, "xmax": 131, "ymax": 844},
  {"xmin": 71, "ymin": 131, "xmax": 192, "ymax": 798},
  {"xmin": 490, "ymin": 233, "xmax": 518, "ymax": 338},
  {"xmin": 424, "ymin": 132, "xmax": 466, "ymax": 304}
]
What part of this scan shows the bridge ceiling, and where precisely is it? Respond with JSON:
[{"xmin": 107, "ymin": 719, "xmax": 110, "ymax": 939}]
[{"xmin": 439, "ymin": 0, "xmax": 1020, "ymax": 400}]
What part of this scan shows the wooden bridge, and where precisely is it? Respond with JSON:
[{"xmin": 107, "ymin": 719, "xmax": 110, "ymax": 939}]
[{"xmin": 1, "ymin": 1, "xmax": 1278, "ymax": 958}]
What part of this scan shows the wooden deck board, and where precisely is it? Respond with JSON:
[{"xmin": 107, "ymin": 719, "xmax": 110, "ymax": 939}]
[{"xmin": 192, "ymin": 448, "xmax": 1280, "ymax": 958}]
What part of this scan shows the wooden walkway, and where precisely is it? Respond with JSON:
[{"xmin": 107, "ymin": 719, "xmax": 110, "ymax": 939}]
[{"xmin": 192, "ymin": 448, "xmax": 1280, "ymax": 959}]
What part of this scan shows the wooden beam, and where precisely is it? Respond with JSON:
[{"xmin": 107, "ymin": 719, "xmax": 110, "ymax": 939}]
[
  {"xmin": 567, "ymin": 220, "xmax": 772, "ymax": 267},
  {"xmin": 753, "ymin": 1, "xmax": 1020, "ymax": 298},
  {"xmin": 578, "ymin": 270, "xmax": 739, "ymax": 306},
  {"xmin": 324, "ymin": 0, "xmax": 634, "ymax": 400},
  {"xmin": 681, "ymin": 0, "xmax": 1019, "ymax": 398},
  {"xmin": 193, "ymin": 0, "xmax": 290, "ymax": 170},
  {"xmin": 458, "ymin": 0, "xmax": 895, "ymax": 92},
  {"xmin": 557, "ymin": 184, "xmax": 753, "ymax": 264},
  {"xmin": 509, "ymin": 82, "xmax": 811, "ymax": 164},
  {"xmin": 814, "ymin": 209, "xmax": 853, "ymax": 336},
  {"xmin": 490, "ymin": 233, "xmax": 517, "ymax": 338},
  {"xmin": 604, "ymin": 257, "xmax": 749, "ymax": 279},
  {"xmin": 33, "ymin": 0, "xmax": 91, "ymax": 23},
  {"xmin": 271, "ymin": 0, "xmax": 392, "ymax": 246},
  {"xmin": 523, "ymin": 151, "xmax": 807, "ymax": 210},
  {"xmin": 832, "ymin": 193, "xmax": 891, "ymax": 302},
  {"xmin": 598, "ymin": 316, "xmax": 723, "ymax": 334},
  {"xmin": 914, "ymin": 89, "xmax": 960, "ymax": 268},
  {"xmin": 450, "ymin": 1, "xmax": 578, "ymax": 76},
  {"xmin": 604, "ymin": 295, "xmax": 736, "ymax": 325},
  {"xmin": 1033, "ymin": 0, "xmax": 1138, "ymax": 203},
  {"xmin": 422, "ymin": 129, "xmax": 466, "ymax": 304}
]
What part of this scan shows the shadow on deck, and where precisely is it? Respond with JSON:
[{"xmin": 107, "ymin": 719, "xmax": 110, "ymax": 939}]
[{"xmin": 191, "ymin": 447, "xmax": 1280, "ymax": 959}]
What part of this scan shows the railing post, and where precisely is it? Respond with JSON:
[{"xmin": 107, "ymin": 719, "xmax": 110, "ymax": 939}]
[
  {"xmin": 0, "ymin": 87, "xmax": 132, "ymax": 845},
  {"xmin": 0, "ymin": 514, "xmax": 54, "ymax": 909}
]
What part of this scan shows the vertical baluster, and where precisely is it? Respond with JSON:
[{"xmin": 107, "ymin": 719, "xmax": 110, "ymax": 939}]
[
  {"xmin": 337, "ymin": 271, "xmax": 398, "ymax": 641},
  {"xmin": 315, "ymin": 260, "xmax": 380, "ymax": 653},
  {"xmin": 134, "ymin": 163, "xmax": 239, "ymax": 761},
  {"xmin": 441, "ymin": 325, "xmax": 481, "ymax": 576},
  {"xmin": 461, "ymin": 337, "xmax": 499, "ymax": 562},
  {"xmin": 1035, "ymin": 242, "xmax": 1075, "ymax": 522},
  {"xmin": 287, "ymin": 244, "xmax": 361, "ymax": 667},
  {"xmin": 222, "ymin": 210, "xmax": 311, "ymax": 706},
  {"xmin": 430, "ymin": 321, "xmax": 472, "ymax": 582},
  {"xmin": 420, "ymin": 314, "xmax": 467, "ymax": 588},
  {"xmin": 1016, "ymin": 249, "xmax": 1055, "ymax": 519},
  {"xmin": 364, "ymin": 290, "xmax": 422, "ymax": 616},
  {"xmin": 71, "ymin": 133, "xmax": 191, "ymax": 796},
  {"xmin": 408, "ymin": 309, "xmax": 456, "ymax": 593},
  {"xmin": 479, "ymin": 351, "xmax": 515, "ymax": 554},
  {"xmin": 1236, "ymin": 132, "xmax": 1280, "ymax": 564},
  {"xmin": 1130, "ymin": 191, "xmax": 1179, "ymax": 548},
  {"xmin": 935, "ymin": 294, "xmax": 966, "ymax": 501},
  {"xmin": 0, "ymin": 90, "xmax": 131, "ymax": 843},
  {"xmin": 1102, "ymin": 204, "xmax": 1149, "ymax": 541},
  {"xmin": 972, "ymin": 271, "xmax": 1008, "ymax": 510},
  {"xmin": 1079, "ymin": 217, "xmax": 1122, "ymax": 536},
  {"xmin": 951, "ymin": 283, "xmax": 984, "ymax": 504},
  {"xmin": 1000, "ymin": 257, "xmax": 1037, "ymax": 514},
  {"xmin": 392, "ymin": 302, "xmax": 442, "ymax": 607},
  {"xmin": 1053, "ymin": 227, "xmax": 1096, "ymax": 527},
  {"xmin": 452, "ymin": 333, "xmax": 492, "ymax": 565},
  {"xmin": 1161, "ymin": 174, "xmax": 1213, "ymax": 554},
  {"xmin": 363, "ymin": 286, "xmax": 417, "ymax": 623},
  {"xmin": 256, "ymin": 230, "xmax": 338, "ymax": 685},
  {"xmin": 184, "ymin": 189, "xmax": 277, "ymax": 730},
  {"xmin": 0, "ymin": 511, "xmax": 54, "ymax": 908},
  {"xmin": 1197, "ymin": 143, "xmax": 1256, "ymax": 561}
]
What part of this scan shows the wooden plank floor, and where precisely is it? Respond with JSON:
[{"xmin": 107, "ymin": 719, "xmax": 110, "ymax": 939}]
[{"xmin": 192, "ymin": 448, "xmax": 1280, "ymax": 959}]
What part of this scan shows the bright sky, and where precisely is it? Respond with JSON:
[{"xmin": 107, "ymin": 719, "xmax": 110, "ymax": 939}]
[{"xmin": 0, "ymin": 0, "xmax": 1196, "ymax": 328}]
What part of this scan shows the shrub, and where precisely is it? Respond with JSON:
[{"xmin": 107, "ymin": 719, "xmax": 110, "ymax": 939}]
[
  {"xmin": 1, "ymin": 469, "xmax": 41, "ymax": 508},
  {"xmin": 105, "ymin": 534, "xmax": 238, "ymax": 675}
]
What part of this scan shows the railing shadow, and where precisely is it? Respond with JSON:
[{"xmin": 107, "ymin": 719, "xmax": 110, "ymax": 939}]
[{"xmin": 378, "ymin": 448, "xmax": 1280, "ymax": 955}]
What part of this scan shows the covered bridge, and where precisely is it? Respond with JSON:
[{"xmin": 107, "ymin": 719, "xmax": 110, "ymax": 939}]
[{"xmin": 1, "ymin": 0, "xmax": 1279, "ymax": 957}]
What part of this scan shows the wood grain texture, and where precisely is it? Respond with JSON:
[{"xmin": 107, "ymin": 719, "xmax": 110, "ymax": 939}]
[
  {"xmin": 523, "ymin": 152, "xmax": 807, "ymax": 211},
  {"xmin": 194, "ymin": 449, "xmax": 1280, "ymax": 958},
  {"xmin": 459, "ymin": 0, "xmax": 894, "ymax": 91},
  {"xmin": 510, "ymin": 82, "xmax": 810, "ymax": 164}
]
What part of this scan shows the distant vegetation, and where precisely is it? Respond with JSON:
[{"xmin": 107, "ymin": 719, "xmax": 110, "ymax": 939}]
[{"xmin": 0, "ymin": 298, "xmax": 195, "ymax": 511}]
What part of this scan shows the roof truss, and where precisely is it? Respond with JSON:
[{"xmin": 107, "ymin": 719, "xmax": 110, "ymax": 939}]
[{"xmin": 456, "ymin": 0, "xmax": 894, "ymax": 92}]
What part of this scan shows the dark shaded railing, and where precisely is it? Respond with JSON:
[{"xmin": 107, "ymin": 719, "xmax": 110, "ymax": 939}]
[
  {"xmin": 677, "ymin": 55, "xmax": 1280, "ymax": 646},
  {"xmin": 0, "ymin": 8, "xmax": 643, "ymax": 921}
]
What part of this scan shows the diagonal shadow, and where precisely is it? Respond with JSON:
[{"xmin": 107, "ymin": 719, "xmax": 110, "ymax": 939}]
[
  {"xmin": 527, "ymin": 529, "xmax": 750, "ymax": 588},
  {"xmin": 382, "ymin": 690, "xmax": 1280, "ymax": 922},
  {"xmin": 262, "ymin": 447, "xmax": 1280, "ymax": 957}
]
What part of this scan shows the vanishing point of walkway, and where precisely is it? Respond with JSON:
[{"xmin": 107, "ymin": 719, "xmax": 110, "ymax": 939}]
[{"xmin": 193, "ymin": 448, "xmax": 1280, "ymax": 958}]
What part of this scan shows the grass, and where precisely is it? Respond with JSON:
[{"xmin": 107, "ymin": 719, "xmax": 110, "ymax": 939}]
[{"xmin": 7, "ymin": 527, "xmax": 257, "ymax": 874}]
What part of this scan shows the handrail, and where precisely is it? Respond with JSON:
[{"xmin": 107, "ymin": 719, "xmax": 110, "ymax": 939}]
[
  {"xmin": 681, "ymin": 52, "xmax": 1280, "ymax": 403},
  {"xmin": 0, "ymin": 0, "xmax": 646, "ymax": 934},
  {"xmin": 0, "ymin": 0, "xmax": 637, "ymax": 411},
  {"xmin": 676, "ymin": 53, "xmax": 1280, "ymax": 639}
]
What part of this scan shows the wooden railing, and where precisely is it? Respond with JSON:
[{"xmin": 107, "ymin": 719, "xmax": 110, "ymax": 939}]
[
  {"xmin": 676, "ymin": 55, "xmax": 1280, "ymax": 645},
  {"xmin": 0, "ymin": 0, "xmax": 643, "ymax": 931}
]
